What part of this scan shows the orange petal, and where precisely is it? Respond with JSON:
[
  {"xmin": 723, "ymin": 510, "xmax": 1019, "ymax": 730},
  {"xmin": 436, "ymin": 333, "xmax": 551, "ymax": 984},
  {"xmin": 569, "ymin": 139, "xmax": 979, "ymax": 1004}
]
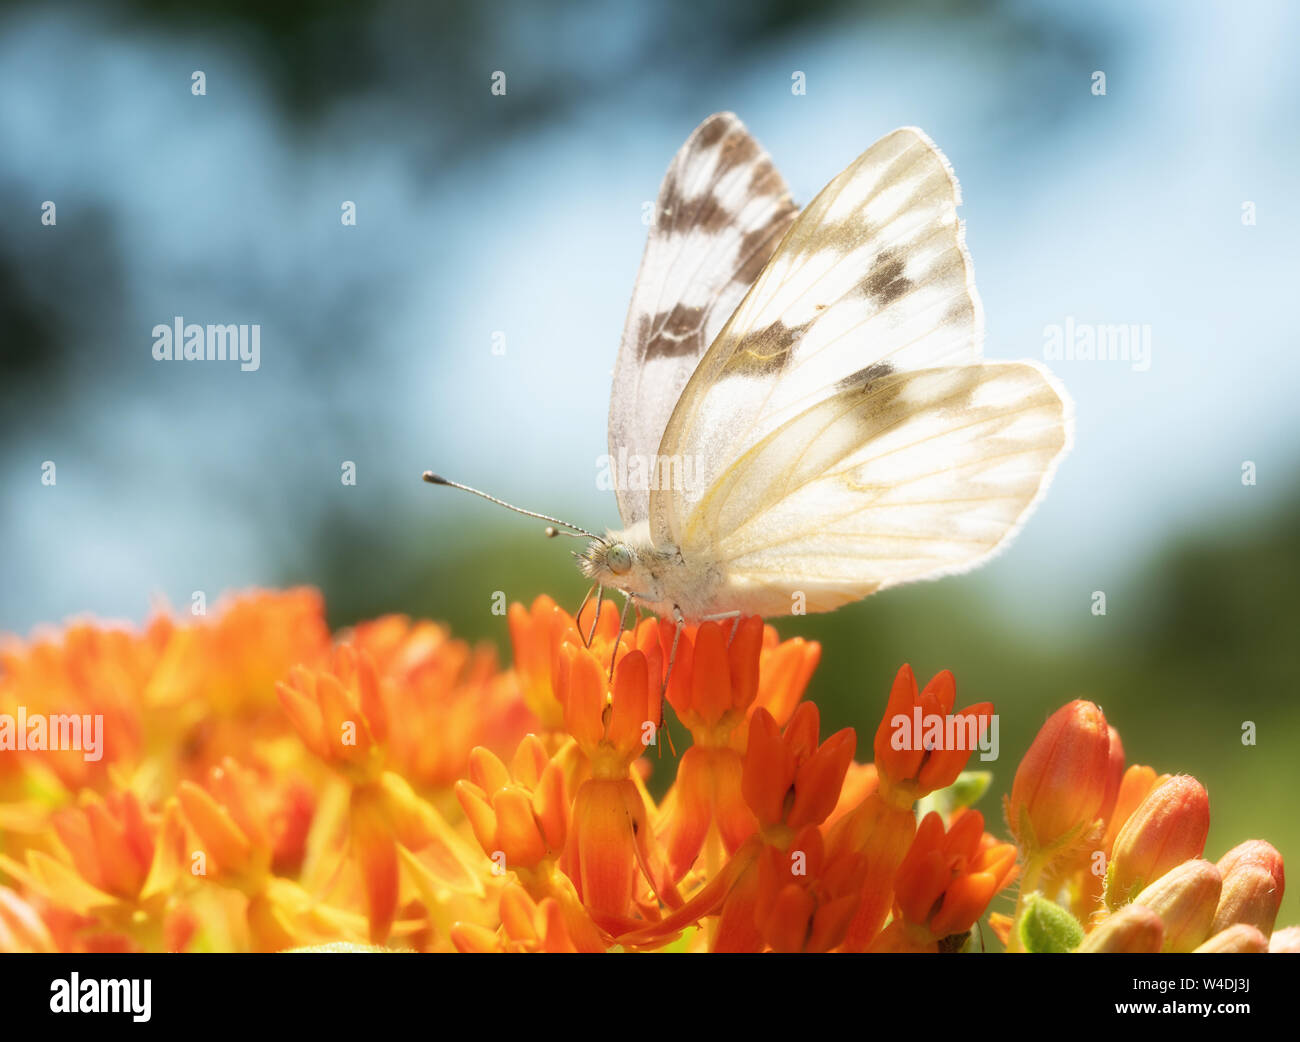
[
  {"xmin": 468, "ymin": 746, "xmax": 511, "ymax": 794},
  {"xmin": 727, "ymin": 617, "xmax": 765, "ymax": 713},
  {"xmin": 85, "ymin": 798, "xmax": 145, "ymax": 897},
  {"xmin": 921, "ymin": 669, "xmax": 956, "ymax": 716},
  {"xmin": 663, "ymin": 746, "xmax": 713, "ymax": 879},
  {"xmin": 573, "ymin": 779, "xmax": 638, "ymax": 924},
  {"xmin": 689, "ymin": 623, "xmax": 733, "ymax": 727},
  {"xmin": 608, "ymin": 650, "xmax": 651, "ymax": 756},
  {"xmin": 493, "ymin": 787, "xmax": 548, "ymax": 869},
  {"xmin": 531, "ymin": 760, "xmax": 568, "ymax": 854},
  {"xmin": 931, "ymin": 870, "xmax": 998, "ymax": 937},
  {"xmin": 762, "ymin": 885, "xmax": 814, "ymax": 953},
  {"xmin": 788, "ymin": 728, "xmax": 856, "ymax": 829},
  {"xmin": 874, "ymin": 664, "xmax": 922, "ymax": 782},
  {"xmin": 177, "ymin": 780, "xmax": 252, "ymax": 875},
  {"xmin": 741, "ymin": 710, "xmax": 794, "ymax": 827},
  {"xmin": 560, "ymin": 646, "xmax": 606, "ymax": 754},
  {"xmin": 454, "ymin": 780, "xmax": 498, "ymax": 854}
]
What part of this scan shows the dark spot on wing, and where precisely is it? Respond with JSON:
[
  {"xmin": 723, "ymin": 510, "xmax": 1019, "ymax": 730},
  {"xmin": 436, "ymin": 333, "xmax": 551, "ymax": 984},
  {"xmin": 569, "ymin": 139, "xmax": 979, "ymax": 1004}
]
[
  {"xmin": 677, "ymin": 134, "xmax": 779, "ymax": 235},
  {"xmin": 642, "ymin": 305, "xmax": 709, "ymax": 360},
  {"xmin": 719, "ymin": 319, "xmax": 809, "ymax": 378},
  {"xmin": 656, "ymin": 181, "xmax": 688, "ymax": 230},
  {"xmin": 863, "ymin": 250, "xmax": 911, "ymax": 307},
  {"xmin": 844, "ymin": 366, "xmax": 981, "ymax": 450},
  {"xmin": 836, "ymin": 361, "xmax": 895, "ymax": 393},
  {"xmin": 693, "ymin": 115, "xmax": 730, "ymax": 150},
  {"xmin": 694, "ymin": 192, "xmax": 742, "ymax": 234},
  {"xmin": 717, "ymin": 130, "xmax": 759, "ymax": 171},
  {"xmin": 747, "ymin": 158, "xmax": 785, "ymax": 197},
  {"xmin": 733, "ymin": 211, "xmax": 796, "ymax": 286}
]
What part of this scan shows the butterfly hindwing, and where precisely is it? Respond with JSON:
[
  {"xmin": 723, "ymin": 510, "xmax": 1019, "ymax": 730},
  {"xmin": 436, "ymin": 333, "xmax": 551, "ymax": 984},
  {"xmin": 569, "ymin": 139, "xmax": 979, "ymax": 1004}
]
[
  {"xmin": 607, "ymin": 112, "xmax": 798, "ymax": 527},
  {"xmin": 682, "ymin": 361, "xmax": 1070, "ymax": 615}
]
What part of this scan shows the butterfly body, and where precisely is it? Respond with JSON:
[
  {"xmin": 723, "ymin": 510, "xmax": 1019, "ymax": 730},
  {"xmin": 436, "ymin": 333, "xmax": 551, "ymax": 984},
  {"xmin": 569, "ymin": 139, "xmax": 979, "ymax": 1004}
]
[
  {"xmin": 579, "ymin": 525, "xmax": 884, "ymax": 622},
  {"xmin": 578, "ymin": 525, "xmax": 725, "ymax": 622}
]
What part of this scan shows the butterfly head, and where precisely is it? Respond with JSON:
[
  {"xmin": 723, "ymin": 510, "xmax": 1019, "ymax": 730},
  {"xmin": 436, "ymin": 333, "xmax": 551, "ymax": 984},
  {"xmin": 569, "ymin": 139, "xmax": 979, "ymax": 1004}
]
[
  {"xmin": 573, "ymin": 521, "xmax": 671, "ymax": 601},
  {"xmin": 576, "ymin": 537, "xmax": 635, "ymax": 583}
]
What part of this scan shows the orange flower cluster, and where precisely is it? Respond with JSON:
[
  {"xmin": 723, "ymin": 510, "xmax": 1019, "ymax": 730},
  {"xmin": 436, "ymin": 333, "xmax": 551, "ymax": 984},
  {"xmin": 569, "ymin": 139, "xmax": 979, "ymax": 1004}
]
[
  {"xmin": 0, "ymin": 589, "xmax": 1292, "ymax": 953},
  {"xmin": 999, "ymin": 700, "xmax": 1291, "ymax": 952}
]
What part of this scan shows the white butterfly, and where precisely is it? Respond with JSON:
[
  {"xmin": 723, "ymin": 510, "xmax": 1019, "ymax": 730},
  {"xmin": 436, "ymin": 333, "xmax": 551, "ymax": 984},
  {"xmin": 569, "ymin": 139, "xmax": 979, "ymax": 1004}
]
[{"xmin": 430, "ymin": 112, "xmax": 1071, "ymax": 637}]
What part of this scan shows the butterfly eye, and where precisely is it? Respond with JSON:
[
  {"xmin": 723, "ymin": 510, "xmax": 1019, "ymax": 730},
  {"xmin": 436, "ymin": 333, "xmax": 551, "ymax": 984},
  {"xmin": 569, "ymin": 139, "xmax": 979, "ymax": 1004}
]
[{"xmin": 605, "ymin": 544, "xmax": 632, "ymax": 575}]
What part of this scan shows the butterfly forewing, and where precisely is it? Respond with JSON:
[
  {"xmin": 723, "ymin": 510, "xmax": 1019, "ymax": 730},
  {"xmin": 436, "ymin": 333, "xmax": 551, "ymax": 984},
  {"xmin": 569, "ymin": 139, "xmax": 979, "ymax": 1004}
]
[
  {"xmin": 650, "ymin": 127, "xmax": 987, "ymax": 547},
  {"xmin": 607, "ymin": 112, "xmax": 798, "ymax": 527}
]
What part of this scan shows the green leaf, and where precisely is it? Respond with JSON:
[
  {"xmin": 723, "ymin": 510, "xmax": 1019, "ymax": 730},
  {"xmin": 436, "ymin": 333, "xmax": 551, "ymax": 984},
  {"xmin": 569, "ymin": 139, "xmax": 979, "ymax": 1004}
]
[
  {"xmin": 918, "ymin": 770, "xmax": 994, "ymax": 820},
  {"xmin": 946, "ymin": 770, "xmax": 993, "ymax": 812},
  {"xmin": 1017, "ymin": 893, "xmax": 1085, "ymax": 953}
]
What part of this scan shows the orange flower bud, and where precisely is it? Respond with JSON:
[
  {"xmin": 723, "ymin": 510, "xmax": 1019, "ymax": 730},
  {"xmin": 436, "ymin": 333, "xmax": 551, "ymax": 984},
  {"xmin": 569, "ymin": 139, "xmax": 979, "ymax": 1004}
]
[
  {"xmin": 177, "ymin": 759, "xmax": 270, "ymax": 886},
  {"xmin": 499, "ymin": 883, "xmax": 579, "ymax": 953},
  {"xmin": 1268, "ymin": 925, "xmax": 1300, "ymax": 953},
  {"xmin": 1099, "ymin": 725, "xmax": 1125, "ymax": 823},
  {"xmin": 455, "ymin": 740, "xmax": 569, "ymax": 874},
  {"xmin": 276, "ymin": 645, "xmax": 386, "ymax": 779},
  {"xmin": 893, "ymin": 810, "xmax": 1018, "ymax": 942},
  {"xmin": 873, "ymin": 665, "xmax": 994, "ymax": 809},
  {"xmin": 660, "ymin": 617, "xmax": 765, "ymax": 735},
  {"xmin": 1105, "ymin": 775, "xmax": 1210, "ymax": 909},
  {"xmin": 1194, "ymin": 923, "xmax": 1269, "ymax": 953},
  {"xmin": 1077, "ymin": 904, "xmax": 1164, "ymax": 953},
  {"xmin": 742, "ymin": 704, "xmax": 855, "ymax": 832},
  {"xmin": 557, "ymin": 641, "xmax": 660, "ymax": 773},
  {"xmin": 51, "ymin": 791, "xmax": 155, "ymax": 901},
  {"xmin": 507, "ymin": 595, "xmax": 581, "ymax": 729},
  {"xmin": 449, "ymin": 921, "xmax": 501, "ymax": 953},
  {"xmin": 753, "ymin": 824, "xmax": 866, "ymax": 953},
  {"xmin": 1212, "ymin": 840, "xmax": 1285, "ymax": 937},
  {"xmin": 351, "ymin": 615, "xmax": 531, "ymax": 791},
  {"xmin": 451, "ymin": 882, "xmax": 582, "ymax": 953},
  {"xmin": 1006, "ymin": 700, "xmax": 1111, "ymax": 857},
  {"xmin": 1101, "ymin": 764, "xmax": 1161, "ymax": 852},
  {"xmin": 1131, "ymin": 859, "xmax": 1222, "ymax": 953}
]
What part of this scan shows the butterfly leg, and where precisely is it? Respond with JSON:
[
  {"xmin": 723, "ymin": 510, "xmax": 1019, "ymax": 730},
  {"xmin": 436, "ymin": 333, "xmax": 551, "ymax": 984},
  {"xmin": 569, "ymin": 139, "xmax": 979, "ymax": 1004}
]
[
  {"xmin": 574, "ymin": 583, "xmax": 598, "ymax": 647},
  {"xmin": 661, "ymin": 606, "xmax": 686, "ymax": 696},
  {"xmin": 651, "ymin": 606, "xmax": 687, "ymax": 757},
  {"xmin": 607, "ymin": 592, "xmax": 635, "ymax": 681},
  {"xmin": 700, "ymin": 609, "xmax": 742, "ymax": 645},
  {"xmin": 584, "ymin": 585, "xmax": 605, "ymax": 647}
]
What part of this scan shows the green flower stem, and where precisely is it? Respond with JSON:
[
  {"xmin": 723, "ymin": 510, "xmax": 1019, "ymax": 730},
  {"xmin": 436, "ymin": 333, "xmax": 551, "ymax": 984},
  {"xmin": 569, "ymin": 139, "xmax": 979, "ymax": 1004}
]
[{"xmin": 1007, "ymin": 852, "xmax": 1046, "ymax": 953}]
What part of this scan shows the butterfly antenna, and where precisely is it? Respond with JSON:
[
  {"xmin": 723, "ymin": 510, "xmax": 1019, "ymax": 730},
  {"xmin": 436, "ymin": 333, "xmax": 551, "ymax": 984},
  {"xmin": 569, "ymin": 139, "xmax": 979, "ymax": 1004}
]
[
  {"xmin": 545, "ymin": 526, "xmax": 589, "ymax": 540},
  {"xmin": 423, "ymin": 472, "xmax": 601, "ymax": 540}
]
